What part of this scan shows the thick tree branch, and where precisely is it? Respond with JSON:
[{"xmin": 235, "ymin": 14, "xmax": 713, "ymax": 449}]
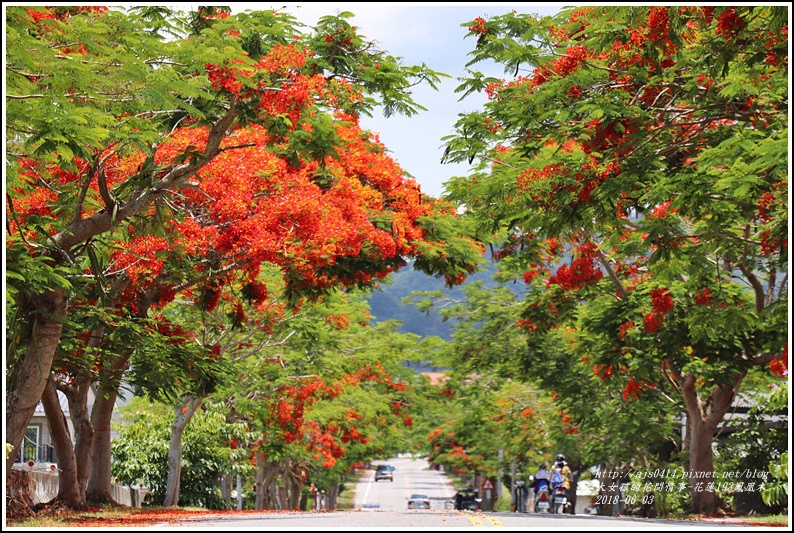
[
  {"xmin": 661, "ymin": 359, "xmax": 682, "ymax": 396},
  {"xmin": 739, "ymin": 263, "xmax": 766, "ymax": 314},
  {"xmin": 95, "ymin": 145, "xmax": 121, "ymax": 214},
  {"xmin": 666, "ymin": 361, "xmax": 706, "ymax": 424},
  {"xmin": 704, "ymin": 375, "xmax": 743, "ymax": 429},
  {"xmin": 750, "ymin": 351, "xmax": 783, "ymax": 366},
  {"xmin": 53, "ymin": 101, "xmax": 240, "ymax": 252}
]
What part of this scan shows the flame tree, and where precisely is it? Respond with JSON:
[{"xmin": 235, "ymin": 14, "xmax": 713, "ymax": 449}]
[
  {"xmin": 441, "ymin": 6, "xmax": 787, "ymax": 514},
  {"xmin": 5, "ymin": 4, "xmax": 482, "ymax": 503}
]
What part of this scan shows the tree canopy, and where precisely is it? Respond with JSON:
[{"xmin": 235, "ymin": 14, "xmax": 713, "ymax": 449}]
[
  {"xmin": 441, "ymin": 5, "xmax": 788, "ymax": 514},
  {"xmin": 4, "ymin": 4, "xmax": 482, "ymax": 505}
]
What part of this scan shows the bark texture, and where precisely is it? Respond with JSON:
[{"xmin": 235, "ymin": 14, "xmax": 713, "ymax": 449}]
[
  {"xmin": 40, "ymin": 379, "xmax": 85, "ymax": 509},
  {"xmin": 162, "ymin": 395, "xmax": 203, "ymax": 507},
  {"xmin": 5, "ymin": 290, "xmax": 68, "ymax": 479}
]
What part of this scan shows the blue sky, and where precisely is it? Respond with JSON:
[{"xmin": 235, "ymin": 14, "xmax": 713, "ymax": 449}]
[{"xmin": 246, "ymin": 3, "xmax": 566, "ymax": 198}]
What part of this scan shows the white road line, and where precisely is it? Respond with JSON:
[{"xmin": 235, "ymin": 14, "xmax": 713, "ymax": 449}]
[{"xmin": 359, "ymin": 470, "xmax": 375, "ymax": 509}]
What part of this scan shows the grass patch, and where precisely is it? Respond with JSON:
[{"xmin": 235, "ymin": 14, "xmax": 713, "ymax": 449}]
[
  {"xmin": 731, "ymin": 514, "xmax": 789, "ymax": 526},
  {"xmin": 660, "ymin": 512, "xmax": 790, "ymax": 527}
]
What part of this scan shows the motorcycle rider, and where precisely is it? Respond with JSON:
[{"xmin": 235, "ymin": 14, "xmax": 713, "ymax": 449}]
[
  {"xmin": 529, "ymin": 463, "xmax": 551, "ymax": 494},
  {"xmin": 551, "ymin": 454, "xmax": 572, "ymax": 509}
]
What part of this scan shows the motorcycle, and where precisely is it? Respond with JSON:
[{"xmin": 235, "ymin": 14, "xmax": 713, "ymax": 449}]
[
  {"xmin": 551, "ymin": 485, "xmax": 568, "ymax": 514},
  {"xmin": 533, "ymin": 484, "xmax": 551, "ymax": 514}
]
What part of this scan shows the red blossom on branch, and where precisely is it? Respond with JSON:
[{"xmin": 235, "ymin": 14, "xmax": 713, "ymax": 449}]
[
  {"xmin": 650, "ymin": 288, "xmax": 674, "ymax": 314},
  {"xmin": 622, "ymin": 377, "xmax": 653, "ymax": 401},
  {"xmin": 468, "ymin": 17, "xmax": 487, "ymax": 35},
  {"xmin": 716, "ymin": 8, "xmax": 746, "ymax": 40},
  {"xmin": 694, "ymin": 288, "xmax": 712, "ymax": 307},
  {"xmin": 644, "ymin": 312, "xmax": 665, "ymax": 333}
]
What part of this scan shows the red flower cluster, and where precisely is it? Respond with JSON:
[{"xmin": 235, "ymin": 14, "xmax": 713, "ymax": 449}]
[
  {"xmin": 769, "ymin": 357, "xmax": 787, "ymax": 377},
  {"xmin": 523, "ymin": 269, "xmax": 541, "ymax": 284},
  {"xmin": 341, "ymin": 362, "xmax": 408, "ymax": 392},
  {"xmin": 26, "ymin": 6, "xmax": 107, "ymax": 24},
  {"xmin": 243, "ymin": 279, "xmax": 269, "ymax": 305},
  {"xmin": 547, "ymin": 244, "xmax": 603, "ymax": 291},
  {"xmin": 647, "ymin": 7, "xmax": 671, "ymax": 44},
  {"xmin": 622, "ymin": 377, "xmax": 653, "ymax": 401},
  {"xmin": 559, "ymin": 409, "xmax": 578, "ymax": 434},
  {"xmin": 515, "ymin": 318, "xmax": 538, "ymax": 332},
  {"xmin": 618, "ymin": 321, "xmax": 634, "ymax": 340},
  {"xmin": 770, "ymin": 345, "xmax": 788, "ymax": 377},
  {"xmin": 757, "ymin": 192, "xmax": 775, "ymax": 222},
  {"xmin": 324, "ymin": 314, "xmax": 350, "ymax": 330},
  {"xmin": 517, "ymin": 164, "xmax": 563, "ymax": 190},
  {"xmin": 650, "ymin": 201, "xmax": 676, "ymax": 219},
  {"xmin": 593, "ymin": 364, "xmax": 614, "ymax": 381},
  {"xmin": 468, "ymin": 17, "xmax": 487, "ymax": 35},
  {"xmin": 763, "ymin": 25, "xmax": 788, "ymax": 67},
  {"xmin": 644, "ymin": 288, "xmax": 674, "ymax": 333},
  {"xmin": 760, "ymin": 230, "xmax": 785, "ymax": 258},
  {"xmin": 438, "ymin": 386, "xmax": 455, "ymax": 399},
  {"xmin": 205, "ymin": 62, "xmax": 245, "ymax": 95},
  {"xmin": 716, "ymin": 8, "xmax": 746, "ymax": 40},
  {"xmin": 650, "ymin": 288, "xmax": 674, "ymax": 314},
  {"xmin": 694, "ymin": 288, "xmax": 712, "ymax": 307},
  {"xmin": 644, "ymin": 312, "xmax": 665, "ymax": 333},
  {"xmin": 553, "ymin": 45, "xmax": 590, "ymax": 77}
]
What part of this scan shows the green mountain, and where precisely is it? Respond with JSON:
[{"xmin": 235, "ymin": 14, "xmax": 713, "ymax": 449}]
[{"xmin": 366, "ymin": 259, "xmax": 510, "ymax": 339}]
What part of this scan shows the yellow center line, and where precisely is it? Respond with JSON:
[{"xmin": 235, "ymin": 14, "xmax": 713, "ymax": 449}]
[
  {"xmin": 481, "ymin": 513, "xmax": 503, "ymax": 528},
  {"xmin": 458, "ymin": 510, "xmax": 485, "ymax": 527}
]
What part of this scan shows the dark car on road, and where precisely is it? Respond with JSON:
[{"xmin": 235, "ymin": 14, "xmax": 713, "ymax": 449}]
[
  {"xmin": 374, "ymin": 464, "xmax": 394, "ymax": 482},
  {"xmin": 454, "ymin": 487, "xmax": 481, "ymax": 510}
]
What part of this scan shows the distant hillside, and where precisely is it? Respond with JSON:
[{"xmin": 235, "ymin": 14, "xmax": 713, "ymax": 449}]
[{"xmin": 366, "ymin": 259, "xmax": 508, "ymax": 339}]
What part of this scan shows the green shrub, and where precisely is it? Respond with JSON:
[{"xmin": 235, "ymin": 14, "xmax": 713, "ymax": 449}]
[{"xmin": 112, "ymin": 400, "xmax": 251, "ymax": 509}]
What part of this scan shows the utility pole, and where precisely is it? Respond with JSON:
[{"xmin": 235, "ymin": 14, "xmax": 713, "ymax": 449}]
[{"xmin": 497, "ymin": 449, "xmax": 504, "ymax": 500}]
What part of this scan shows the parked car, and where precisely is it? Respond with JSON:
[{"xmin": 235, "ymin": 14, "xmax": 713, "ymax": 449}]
[
  {"xmin": 407, "ymin": 493, "xmax": 431, "ymax": 510},
  {"xmin": 374, "ymin": 464, "xmax": 394, "ymax": 482}
]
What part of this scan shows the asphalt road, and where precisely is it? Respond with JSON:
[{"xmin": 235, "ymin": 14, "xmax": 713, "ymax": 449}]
[
  {"xmin": 355, "ymin": 455, "xmax": 457, "ymax": 511},
  {"xmin": 153, "ymin": 457, "xmax": 754, "ymax": 529}
]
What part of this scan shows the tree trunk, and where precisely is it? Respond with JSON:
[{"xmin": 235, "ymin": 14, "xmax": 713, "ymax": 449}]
[
  {"xmin": 255, "ymin": 453, "xmax": 281, "ymax": 510},
  {"xmin": 566, "ymin": 459, "xmax": 581, "ymax": 515},
  {"xmin": 86, "ymin": 383, "xmax": 119, "ymax": 503},
  {"xmin": 5, "ymin": 290, "xmax": 68, "ymax": 479},
  {"xmin": 63, "ymin": 371, "xmax": 94, "ymax": 498},
  {"xmin": 326, "ymin": 478, "xmax": 339, "ymax": 511},
  {"xmin": 678, "ymin": 371, "xmax": 742, "ymax": 514},
  {"xmin": 255, "ymin": 452, "xmax": 266, "ymax": 510},
  {"xmin": 163, "ymin": 395, "xmax": 203, "ymax": 507},
  {"xmin": 273, "ymin": 459, "xmax": 287, "ymax": 510},
  {"xmin": 687, "ymin": 418, "xmax": 720, "ymax": 514},
  {"xmin": 86, "ymin": 346, "xmax": 132, "ymax": 504},
  {"xmin": 63, "ymin": 321, "xmax": 113, "ymax": 500},
  {"xmin": 221, "ymin": 474, "xmax": 233, "ymax": 502},
  {"xmin": 287, "ymin": 462, "xmax": 302, "ymax": 510},
  {"xmin": 40, "ymin": 378, "xmax": 85, "ymax": 509}
]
